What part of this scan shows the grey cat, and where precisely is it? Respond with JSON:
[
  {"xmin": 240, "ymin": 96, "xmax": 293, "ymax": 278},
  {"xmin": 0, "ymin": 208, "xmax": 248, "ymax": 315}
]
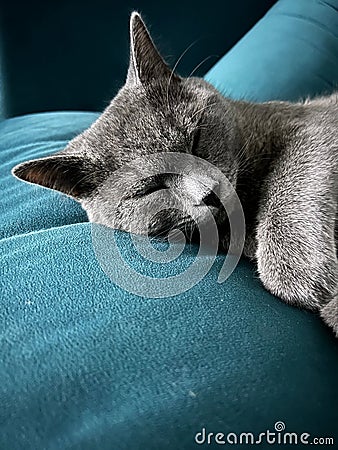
[{"xmin": 12, "ymin": 12, "xmax": 338, "ymax": 336}]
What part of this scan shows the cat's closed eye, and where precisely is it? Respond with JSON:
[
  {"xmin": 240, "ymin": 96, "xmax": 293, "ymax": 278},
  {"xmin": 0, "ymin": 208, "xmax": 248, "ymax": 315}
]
[
  {"xmin": 124, "ymin": 174, "xmax": 171, "ymax": 200},
  {"xmin": 134, "ymin": 183, "xmax": 167, "ymax": 198}
]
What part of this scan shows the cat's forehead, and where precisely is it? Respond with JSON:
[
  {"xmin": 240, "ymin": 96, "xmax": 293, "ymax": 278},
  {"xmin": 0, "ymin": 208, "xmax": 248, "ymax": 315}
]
[
  {"xmin": 114, "ymin": 80, "xmax": 200, "ymax": 126},
  {"xmin": 82, "ymin": 82, "xmax": 204, "ymax": 160}
]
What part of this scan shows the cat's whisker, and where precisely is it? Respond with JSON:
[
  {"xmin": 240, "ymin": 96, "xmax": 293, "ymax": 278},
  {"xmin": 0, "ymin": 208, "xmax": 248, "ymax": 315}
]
[
  {"xmin": 166, "ymin": 40, "xmax": 199, "ymax": 110},
  {"xmin": 234, "ymin": 133, "xmax": 257, "ymax": 171},
  {"xmin": 68, "ymin": 173, "xmax": 93, "ymax": 197},
  {"xmin": 195, "ymin": 124, "xmax": 209, "ymax": 130},
  {"xmin": 178, "ymin": 54, "xmax": 219, "ymax": 103},
  {"xmin": 190, "ymin": 101, "xmax": 218, "ymax": 122},
  {"xmin": 189, "ymin": 221, "xmax": 195, "ymax": 243},
  {"xmin": 168, "ymin": 228, "xmax": 183, "ymax": 240},
  {"xmin": 183, "ymin": 221, "xmax": 188, "ymax": 240},
  {"xmin": 151, "ymin": 216, "xmax": 178, "ymax": 239},
  {"xmin": 187, "ymin": 54, "xmax": 219, "ymax": 80}
]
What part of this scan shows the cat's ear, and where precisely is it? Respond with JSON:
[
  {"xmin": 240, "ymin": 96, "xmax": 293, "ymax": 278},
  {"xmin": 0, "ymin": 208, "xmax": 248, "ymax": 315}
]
[
  {"xmin": 12, "ymin": 155, "xmax": 96, "ymax": 199},
  {"xmin": 127, "ymin": 12, "xmax": 179, "ymax": 85}
]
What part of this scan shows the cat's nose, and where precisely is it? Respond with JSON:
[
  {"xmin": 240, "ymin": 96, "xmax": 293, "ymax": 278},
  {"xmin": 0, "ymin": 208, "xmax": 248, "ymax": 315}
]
[
  {"xmin": 193, "ymin": 180, "xmax": 221, "ymax": 207},
  {"xmin": 201, "ymin": 189, "xmax": 221, "ymax": 208},
  {"xmin": 184, "ymin": 176, "xmax": 221, "ymax": 207}
]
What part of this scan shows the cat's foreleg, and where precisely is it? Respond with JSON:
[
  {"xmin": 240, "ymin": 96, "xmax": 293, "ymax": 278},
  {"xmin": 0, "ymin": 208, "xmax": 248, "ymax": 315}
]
[
  {"xmin": 255, "ymin": 152, "xmax": 338, "ymax": 314},
  {"xmin": 256, "ymin": 211, "xmax": 337, "ymax": 311}
]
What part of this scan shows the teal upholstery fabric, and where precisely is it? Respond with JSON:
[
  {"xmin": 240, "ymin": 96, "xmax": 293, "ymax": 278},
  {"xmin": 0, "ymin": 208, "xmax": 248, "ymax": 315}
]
[
  {"xmin": 206, "ymin": 0, "xmax": 338, "ymax": 102},
  {"xmin": 1, "ymin": 1, "xmax": 338, "ymax": 449}
]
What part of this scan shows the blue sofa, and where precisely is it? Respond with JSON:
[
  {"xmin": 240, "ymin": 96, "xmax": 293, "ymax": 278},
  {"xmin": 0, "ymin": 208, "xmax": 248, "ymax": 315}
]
[{"xmin": 1, "ymin": 1, "xmax": 338, "ymax": 449}]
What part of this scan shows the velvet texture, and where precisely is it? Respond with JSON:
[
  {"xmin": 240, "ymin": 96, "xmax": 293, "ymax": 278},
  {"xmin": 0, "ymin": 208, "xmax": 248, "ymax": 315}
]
[
  {"xmin": 1, "ymin": 0, "xmax": 338, "ymax": 448},
  {"xmin": 205, "ymin": 0, "xmax": 338, "ymax": 102}
]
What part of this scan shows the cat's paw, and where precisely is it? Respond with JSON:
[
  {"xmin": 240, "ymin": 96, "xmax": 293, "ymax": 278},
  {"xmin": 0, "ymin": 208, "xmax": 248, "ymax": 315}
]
[
  {"xmin": 320, "ymin": 296, "xmax": 338, "ymax": 337},
  {"xmin": 256, "ymin": 219, "xmax": 337, "ymax": 310},
  {"xmin": 257, "ymin": 254, "xmax": 334, "ymax": 310},
  {"xmin": 256, "ymin": 251, "xmax": 338, "ymax": 310}
]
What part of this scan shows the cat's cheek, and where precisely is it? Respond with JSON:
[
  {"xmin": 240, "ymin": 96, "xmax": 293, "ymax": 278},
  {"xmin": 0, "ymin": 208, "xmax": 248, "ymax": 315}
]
[
  {"xmin": 80, "ymin": 199, "xmax": 95, "ymax": 222},
  {"xmin": 80, "ymin": 198, "xmax": 113, "ymax": 228}
]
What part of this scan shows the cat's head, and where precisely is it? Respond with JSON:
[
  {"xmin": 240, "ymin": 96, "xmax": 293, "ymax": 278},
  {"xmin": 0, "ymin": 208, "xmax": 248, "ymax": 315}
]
[{"xmin": 13, "ymin": 12, "xmax": 241, "ymax": 239}]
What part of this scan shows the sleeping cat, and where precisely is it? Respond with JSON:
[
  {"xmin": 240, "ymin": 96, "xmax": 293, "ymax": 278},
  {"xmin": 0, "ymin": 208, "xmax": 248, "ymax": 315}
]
[{"xmin": 12, "ymin": 12, "xmax": 338, "ymax": 336}]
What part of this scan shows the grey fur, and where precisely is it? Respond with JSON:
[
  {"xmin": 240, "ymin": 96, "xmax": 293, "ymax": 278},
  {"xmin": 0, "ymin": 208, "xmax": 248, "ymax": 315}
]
[{"xmin": 12, "ymin": 12, "xmax": 338, "ymax": 336}]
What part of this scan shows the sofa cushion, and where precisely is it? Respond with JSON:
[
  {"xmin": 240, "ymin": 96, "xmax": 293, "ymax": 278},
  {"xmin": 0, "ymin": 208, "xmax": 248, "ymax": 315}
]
[
  {"xmin": 0, "ymin": 112, "xmax": 97, "ymax": 239},
  {"xmin": 205, "ymin": 0, "xmax": 338, "ymax": 102},
  {"xmin": 1, "ymin": 207, "xmax": 337, "ymax": 449}
]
